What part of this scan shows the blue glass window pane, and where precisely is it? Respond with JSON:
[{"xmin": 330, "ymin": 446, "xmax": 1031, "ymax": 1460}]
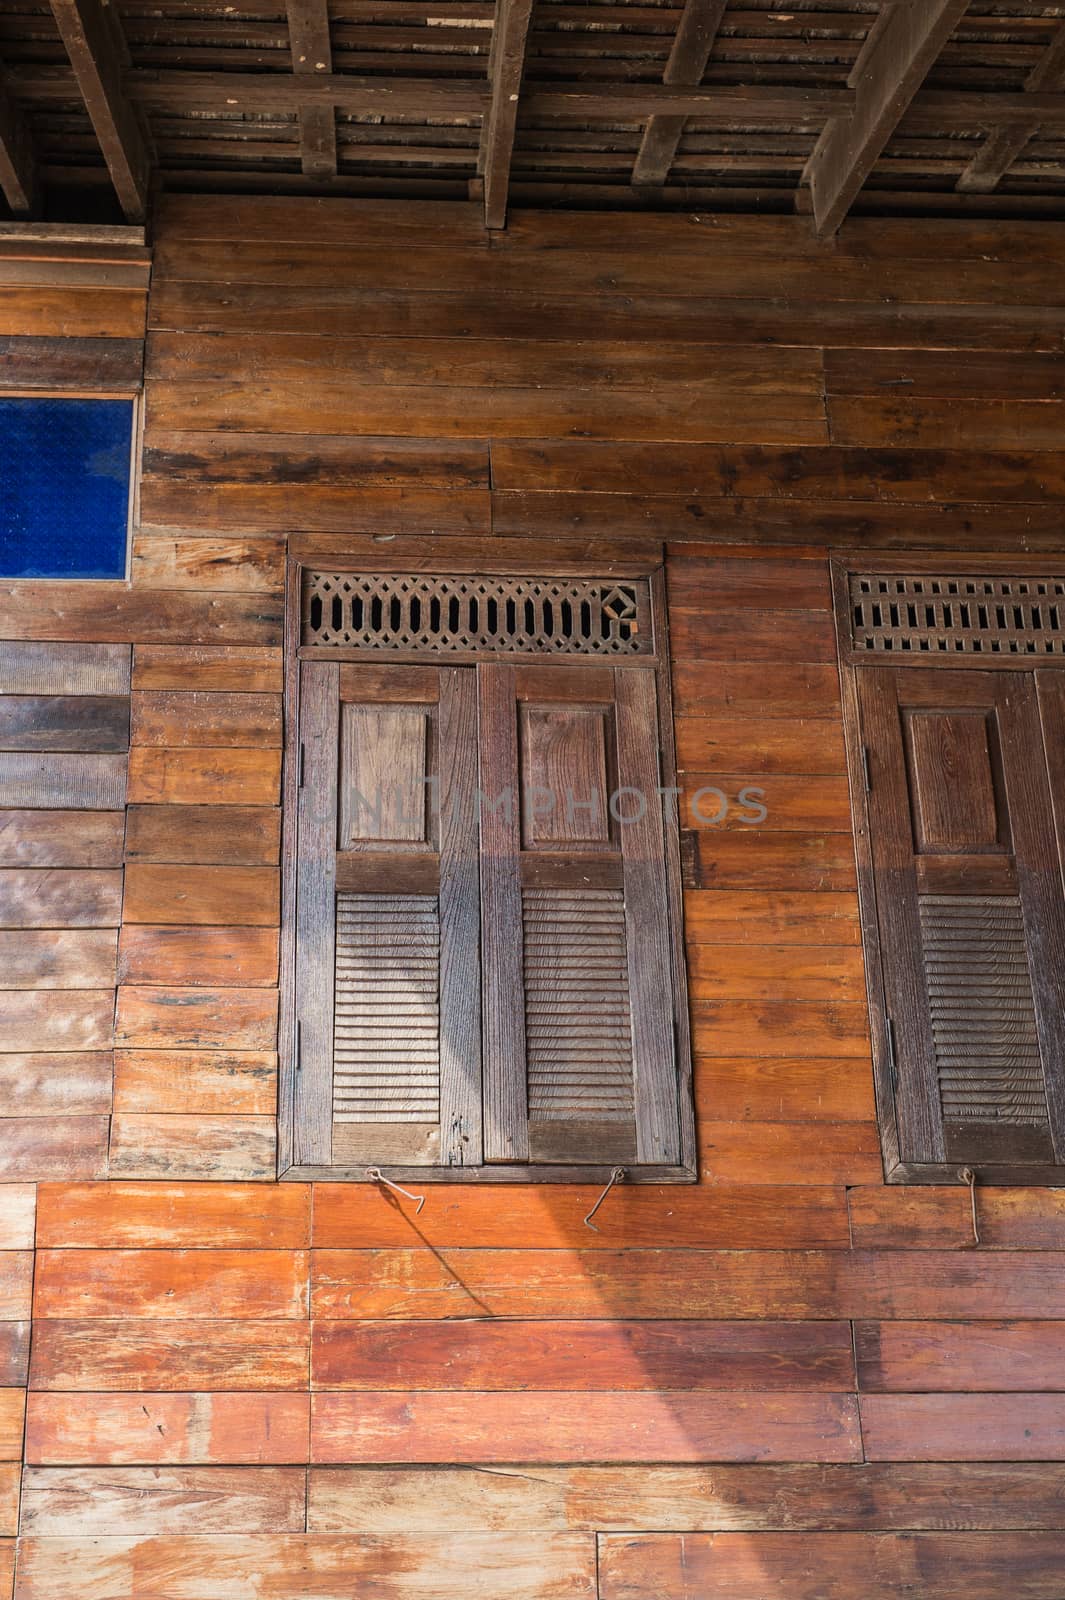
[{"xmin": 0, "ymin": 398, "xmax": 133, "ymax": 579}]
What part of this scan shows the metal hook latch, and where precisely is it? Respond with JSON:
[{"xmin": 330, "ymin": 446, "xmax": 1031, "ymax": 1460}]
[
  {"xmin": 584, "ymin": 1166, "xmax": 626, "ymax": 1232},
  {"xmin": 366, "ymin": 1167, "xmax": 426, "ymax": 1215}
]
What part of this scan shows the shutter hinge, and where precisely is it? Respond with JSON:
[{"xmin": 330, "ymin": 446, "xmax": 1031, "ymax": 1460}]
[
  {"xmin": 861, "ymin": 745, "xmax": 872, "ymax": 793},
  {"xmin": 298, "ymin": 743, "xmax": 306, "ymax": 788},
  {"xmin": 884, "ymin": 1015, "xmax": 897, "ymax": 1094}
]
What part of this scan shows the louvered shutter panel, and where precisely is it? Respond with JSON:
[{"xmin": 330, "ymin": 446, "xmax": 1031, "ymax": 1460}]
[
  {"xmin": 478, "ymin": 661, "xmax": 682, "ymax": 1166},
  {"xmin": 295, "ymin": 661, "xmax": 481, "ymax": 1168},
  {"xmin": 859, "ymin": 667, "xmax": 1065, "ymax": 1169}
]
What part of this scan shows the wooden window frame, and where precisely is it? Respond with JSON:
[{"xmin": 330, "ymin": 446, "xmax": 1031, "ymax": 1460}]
[
  {"xmin": 278, "ymin": 534, "xmax": 696, "ymax": 1184},
  {"xmin": 833, "ymin": 552, "xmax": 1065, "ymax": 1185}
]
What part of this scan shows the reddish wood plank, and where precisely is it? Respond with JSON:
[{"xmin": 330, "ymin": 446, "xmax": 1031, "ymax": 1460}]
[
  {"xmin": 124, "ymin": 804, "xmax": 280, "ymax": 865},
  {"xmin": 687, "ymin": 945, "xmax": 864, "ymax": 1002},
  {"xmin": 856, "ymin": 1322, "xmax": 1065, "ymax": 1393},
  {"xmin": 108, "ymin": 1114, "xmax": 276, "ymax": 1180},
  {"xmin": 672, "ymin": 662, "xmax": 843, "ymax": 720},
  {"xmin": 697, "ymin": 1058, "xmax": 876, "ymax": 1124},
  {"xmin": 0, "ymin": 1253, "xmax": 32, "ymax": 1319},
  {"xmin": 127, "ymin": 748, "xmax": 281, "ymax": 805},
  {"xmin": 684, "ymin": 892, "xmax": 860, "ymax": 946},
  {"xmin": 0, "ymin": 586, "xmax": 280, "ymax": 645},
  {"xmin": 0, "ymin": 1324, "xmax": 28, "ymax": 1388},
  {"xmin": 33, "ymin": 1249, "xmax": 307, "ymax": 1319},
  {"xmin": 112, "ymin": 1050, "xmax": 276, "ymax": 1114},
  {"xmin": 311, "ymin": 1391, "xmax": 861, "ymax": 1464},
  {"xmin": 691, "ymin": 1002, "xmax": 870, "ymax": 1058},
  {"xmin": 862, "ymin": 1395, "xmax": 1065, "ymax": 1462},
  {"xmin": 121, "ymin": 865, "xmax": 278, "ymax": 926},
  {"xmin": 0, "ymin": 1390, "xmax": 24, "ymax": 1460},
  {"xmin": 30, "ymin": 1320, "xmax": 311, "ymax": 1391},
  {"xmin": 36, "ymin": 1183, "xmax": 310, "ymax": 1249},
  {"xmin": 676, "ymin": 717, "xmax": 846, "ymax": 776},
  {"xmin": 691, "ymin": 832, "xmax": 858, "ymax": 892},
  {"xmin": 118, "ymin": 926, "xmax": 278, "ymax": 986},
  {"xmin": 114, "ymin": 986, "xmax": 278, "ymax": 1049},
  {"xmin": 19, "ymin": 1465, "xmax": 307, "ymax": 1534},
  {"xmin": 849, "ymin": 1187, "xmax": 1065, "ymax": 1250},
  {"xmin": 310, "ymin": 1185, "xmax": 850, "ymax": 1250},
  {"xmin": 599, "ymin": 1531, "xmax": 1065, "ymax": 1599},
  {"xmin": 699, "ymin": 1121, "xmax": 881, "ymax": 1185},
  {"xmin": 24, "ymin": 1392, "xmax": 310, "ymax": 1465},
  {"xmin": 0, "ymin": 1465, "xmax": 17, "ymax": 1537},
  {"xmin": 311, "ymin": 1320, "xmax": 855, "ymax": 1392},
  {"xmin": 131, "ymin": 535, "xmax": 285, "ymax": 593}
]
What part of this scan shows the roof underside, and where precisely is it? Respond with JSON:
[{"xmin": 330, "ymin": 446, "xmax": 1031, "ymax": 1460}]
[{"xmin": 2, "ymin": 1, "xmax": 1065, "ymax": 229}]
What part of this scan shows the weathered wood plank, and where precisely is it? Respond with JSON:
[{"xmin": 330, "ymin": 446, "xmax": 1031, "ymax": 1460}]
[
  {"xmin": 599, "ymin": 1530, "xmax": 1065, "ymax": 1599},
  {"xmin": 36, "ymin": 1182, "xmax": 309, "ymax": 1248},
  {"xmin": 131, "ymin": 691, "xmax": 281, "ymax": 749},
  {"xmin": 19, "ymin": 1465, "xmax": 307, "ymax": 1534},
  {"xmin": 0, "ymin": 929, "xmax": 117, "ymax": 988},
  {"xmin": 13, "ymin": 1530, "xmax": 595, "ymax": 1597},
  {"xmin": 848, "ymin": 1187, "xmax": 1065, "ymax": 1251},
  {"xmin": 24, "ymin": 1392, "xmax": 310, "ymax": 1465},
  {"xmin": 856, "ymin": 1321, "xmax": 1065, "ymax": 1393},
  {"xmin": 112, "ymin": 1049, "xmax": 276, "ymax": 1114},
  {"xmin": 861, "ymin": 1395, "xmax": 1065, "ymax": 1462},
  {"xmin": 124, "ymin": 804, "xmax": 279, "ymax": 865},
  {"xmin": 114, "ymin": 985, "xmax": 277, "ymax": 1049},
  {"xmin": 0, "ymin": 334, "xmax": 141, "ymax": 389},
  {"xmin": 0, "ymin": 587, "xmax": 281, "ymax": 645},
  {"xmin": 132, "ymin": 645, "xmax": 281, "ymax": 694},
  {"xmin": 122, "ymin": 865, "xmax": 278, "ymax": 925},
  {"xmin": 0, "ymin": 1186, "xmax": 35, "ymax": 1249},
  {"xmin": 108, "ymin": 1114, "xmax": 276, "ymax": 1180},
  {"xmin": 0, "ymin": 990, "xmax": 114, "ymax": 1051},
  {"xmin": 684, "ymin": 893, "xmax": 860, "ymax": 946},
  {"xmin": 0, "ymin": 869, "xmax": 123, "ymax": 927},
  {"xmin": 0, "ymin": 642, "xmax": 130, "ymax": 695},
  {"xmin": 0, "ymin": 753, "xmax": 126, "ymax": 809},
  {"xmin": 118, "ymin": 926, "xmax": 277, "ymax": 986},
  {"xmin": 0, "ymin": 1052, "xmax": 112, "ymax": 1116},
  {"xmin": 0, "ymin": 1323, "xmax": 28, "ymax": 1388},
  {"xmin": 30, "ymin": 1319, "xmax": 311, "ymax": 1390},
  {"xmin": 127, "ymin": 748, "xmax": 281, "ymax": 805},
  {"xmin": 311, "ymin": 1320, "xmax": 854, "ymax": 1392},
  {"xmin": 34, "ymin": 1248, "xmax": 307, "ymax": 1319},
  {"xmin": 130, "ymin": 536, "xmax": 285, "ymax": 593},
  {"xmin": 0, "ymin": 1253, "xmax": 32, "ymax": 1320},
  {"xmin": 698, "ymin": 1057, "xmax": 875, "ymax": 1125},
  {"xmin": 699, "ymin": 1121, "xmax": 881, "ymax": 1186},
  {"xmin": 0, "ymin": 810, "xmax": 124, "ymax": 867},
  {"xmin": 0, "ymin": 1118, "xmax": 109, "ymax": 1180},
  {"xmin": 0, "ymin": 1390, "xmax": 25, "ymax": 1459}
]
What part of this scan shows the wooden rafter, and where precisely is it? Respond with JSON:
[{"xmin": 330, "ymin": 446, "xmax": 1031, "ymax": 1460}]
[
  {"xmin": 0, "ymin": 62, "xmax": 37, "ymax": 215},
  {"xmin": 805, "ymin": 0, "xmax": 971, "ymax": 237},
  {"xmin": 480, "ymin": 0, "xmax": 535, "ymax": 227},
  {"xmin": 49, "ymin": 0, "xmax": 149, "ymax": 221},
  {"xmin": 287, "ymin": 0, "xmax": 336, "ymax": 182},
  {"xmin": 956, "ymin": 20, "xmax": 1065, "ymax": 194},
  {"xmin": 632, "ymin": 0, "xmax": 727, "ymax": 187}
]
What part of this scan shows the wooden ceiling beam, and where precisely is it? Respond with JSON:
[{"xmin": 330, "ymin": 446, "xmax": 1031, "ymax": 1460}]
[
  {"xmin": 632, "ymin": 0, "xmax": 727, "ymax": 187},
  {"xmin": 287, "ymin": 0, "xmax": 336, "ymax": 181},
  {"xmin": 49, "ymin": 0, "xmax": 150, "ymax": 221},
  {"xmin": 805, "ymin": 0, "xmax": 970, "ymax": 237},
  {"xmin": 481, "ymin": 0, "xmax": 534, "ymax": 229},
  {"xmin": 956, "ymin": 20, "xmax": 1065, "ymax": 194},
  {"xmin": 0, "ymin": 63, "xmax": 37, "ymax": 215}
]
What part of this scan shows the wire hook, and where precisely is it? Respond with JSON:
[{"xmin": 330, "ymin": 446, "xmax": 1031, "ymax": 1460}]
[
  {"xmin": 584, "ymin": 1166, "xmax": 626, "ymax": 1232},
  {"xmin": 958, "ymin": 1166, "xmax": 980, "ymax": 1246},
  {"xmin": 366, "ymin": 1167, "xmax": 426, "ymax": 1214}
]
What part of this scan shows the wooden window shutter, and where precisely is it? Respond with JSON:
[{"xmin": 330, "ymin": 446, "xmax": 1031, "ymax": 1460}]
[
  {"xmin": 478, "ymin": 661, "xmax": 683, "ymax": 1167},
  {"xmin": 294, "ymin": 661, "xmax": 482, "ymax": 1168},
  {"xmin": 858, "ymin": 666, "xmax": 1065, "ymax": 1176}
]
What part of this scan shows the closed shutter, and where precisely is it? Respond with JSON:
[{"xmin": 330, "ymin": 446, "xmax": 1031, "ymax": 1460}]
[
  {"xmin": 858, "ymin": 666, "xmax": 1065, "ymax": 1170},
  {"xmin": 478, "ymin": 662, "xmax": 681, "ymax": 1167},
  {"xmin": 294, "ymin": 661, "xmax": 481, "ymax": 1168}
]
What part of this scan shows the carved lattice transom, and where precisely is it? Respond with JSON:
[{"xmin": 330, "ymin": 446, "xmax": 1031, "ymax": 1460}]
[{"xmin": 850, "ymin": 573, "xmax": 1065, "ymax": 658}]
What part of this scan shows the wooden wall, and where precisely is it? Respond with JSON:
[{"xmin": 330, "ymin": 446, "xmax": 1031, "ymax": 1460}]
[{"xmin": 2, "ymin": 197, "xmax": 1065, "ymax": 1596}]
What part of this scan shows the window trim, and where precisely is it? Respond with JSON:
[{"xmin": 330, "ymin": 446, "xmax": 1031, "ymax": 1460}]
[
  {"xmin": 833, "ymin": 552, "xmax": 1065, "ymax": 1186},
  {"xmin": 278, "ymin": 535, "xmax": 697, "ymax": 1184}
]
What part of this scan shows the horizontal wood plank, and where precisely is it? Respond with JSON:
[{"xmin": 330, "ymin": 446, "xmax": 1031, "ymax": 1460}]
[
  {"xmin": 19, "ymin": 1465, "xmax": 307, "ymax": 1534},
  {"xmin": 0, "ymin": 810, "xmax": 124, "ymax": 867},
  {"xmin": 36, "ymin": 1182, "xmax": 310, "ymax": 1249},
  {"xmin": 24, "ymin": 1392, "xmax": 310, "ymax": 1466},
  {"xmin": 112, "ymin": 1050, "xmax": 276, "ymax": 1114},
  {"xmin": 122, "ymin": 865, "xmax": 278, "ymax": 925}
]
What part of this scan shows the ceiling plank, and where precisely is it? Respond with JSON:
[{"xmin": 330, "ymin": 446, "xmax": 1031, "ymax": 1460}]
[
  {"xmin": 632, "ymin": 0, "xmax": 728, "ymax": 187},
  {"xmin": 956, "ymin": 20, "xmax": 1065, "ymax": 194},
  {"xmin": 805, "ymin": 0, "xmax": 970, "ymax": 237},
  {"xmin": 287, "ymin": 0, "xmax": 336, "ymax": 181},
  {"xmin": 482, "ymin": 0, "xmax": 534, "ymax": 228},
  {"xmin": 49, "ymin": 0, "xmax": 150, "ymax": 221},
  {"xmin": 0, "ymin": 63, "xmax": 37, "ymax": 215}
]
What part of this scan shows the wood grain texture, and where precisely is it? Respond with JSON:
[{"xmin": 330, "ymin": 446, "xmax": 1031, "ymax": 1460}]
[
  {"xmin": 0, "ymin": 810, "xmax": 124, "ymax": 867},
  {"xmin": 0, "ymin": 929, "xmax": 117, "ymax": 988},
  {"xmin": 114, "ymin": 985, "xmax": 277, "ymax": 1049},
  {"xmin": 131, "ymin": 691, "xmax": 281, "ymax": 748},
  {"xmin": 118, "ymin": 926, "xmax": 278, "ymax": 986},
  {"xmin": 311, "ymin": 1391, "xmax": 862, "ymax": 1464},
  {"xmin": 20, "ymin": 1465, "xmax": 307, "ymax": 1534},
  {"xmin": 34, "ymin": 1248, "xmax": 307, "ymax": 1319},
  {"xmin": 599, "ymin": 1530, "xmax": 1065, "ymax": 1599},
  {"xmin": 0, "ymin": 696, "xmax": 129, "ymax": 754},
  {"xmin": 36, "ymin": 1183, "xmax": 310, "ymax": 1249},
  {"xmin": 311, "ymin": 1320, "xmax": 855, "ymax": 1392},
  {"xmin": 108, "ymin": 1113, "xmax": 276, "ymax": 1179},
  {"xmin": 0, "ymin": 1118, "xmax": 109, "ymax": 1180},
  {"xmin": 112, "ymin": 1049, "xmax": 276, "ymax": 1114},
  {"xmin": 0, "ymin": 1186, "xmax": 35, "ymax": 1250},
  {"xmin": 122, "ymin": 865, "xmax": 278, "ymax": 926},
  {"xmin": 856, "ymin": 1321, "xmax": 1065, "ymax": 1393},
  {"xmin": 0, "ymin": 753, "xmax": 126, "ymax": 810},
  {"xmin": 132, "ymin": 645, "xmax": 282, "ymax": 693},
  {"xmin": 848, "ymin": 1187, "xmax": 1065, "ymax": 1251},
  {"xmin": 0, "ymin": 587, "xmax": 281, "ymax": 645},
  {"xmin": 0, "ymin": 642, "xmax": 130, "ymax": 696},
  {"xmin": 127, "ymin": 747, "xmax": 281, "ymax": 805},
  {"xmin": 30, "ymin": 1319, "xmax": 311, "ymax": 1391},
  {"xmin": 0, "ymin": 1052, "xmax": 112, "ymax": 1116},
  {"xmin": 12, "ymin": 1531, "xmax": 595, "ymax": 1598},
  {"xmin": 124, "ymin": 804, "xmax": 280, "ymax": 865},
  {"xmin": 0, "ymin": 869, "xmax": 123, "ymax": 927},
  {"xmin": 24, "ymin": 1392, "xmax": 310, "ymax": 1465},
  {"xmin": 861, "ymin": 1395, "xmax": 1065, "ymax": 1462},
  {"xmin": 0, "ymin": 990, "xmax": 114, "ymax": 1052}
]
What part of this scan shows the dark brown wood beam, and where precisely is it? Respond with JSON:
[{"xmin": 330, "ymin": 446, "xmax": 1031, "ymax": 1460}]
[
  {"xmin": 481, "ymin": 0, "xmax": 534, "ymax": 229},
  {"xmin": 632, "ymin": 0, "xmax": 727, "ymax": 187},
  {"xmin": 805, "ymin": 0, "xmax": 971, "ymax": 237},
  {"xmin": 49, "ymin": 0, "xmax": 150, "ymax": 221},
  {"xmin": 956, "ymin": 19, "xmax": 1065, "ymax": 194},
  {"xmin": 287, "ymin": 0, "xmax": 336, "ymax": 181},
  {"xmin": 0, "ymin": 63, "xmax": 37, "ymax": 215}
]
